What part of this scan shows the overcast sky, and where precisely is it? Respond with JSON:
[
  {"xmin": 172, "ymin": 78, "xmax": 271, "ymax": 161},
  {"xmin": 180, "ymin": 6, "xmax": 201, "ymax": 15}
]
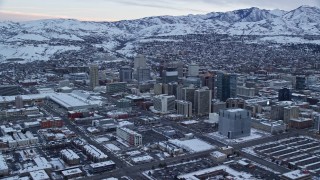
[{"xmin": 0, "ymin": 0, "xmax": 319, "ymax": 22}]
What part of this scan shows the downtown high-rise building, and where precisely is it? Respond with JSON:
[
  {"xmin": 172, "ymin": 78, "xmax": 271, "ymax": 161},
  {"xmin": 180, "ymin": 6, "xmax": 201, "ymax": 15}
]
[
  {"xmin": 188, "ymin": 63, "xmax": 200, "ymax": 77},
  {"xmin": 217, "ymin": 72, "xmax": 237, "ymax": 102},
  {"xmin": 89, "ymin": 64, "xmax": 99, "ymax": 90},
  {"xmin": 194, "ymin": 87, "xmax": 212, "ymax": 116},
  {"xmin": 134, "ymin": 54, "xmax": 147, "ymax": 69},
  {"xmin": 201, "ymin": 72, "xmax": 215, "ymax": 99},
  {"xmin": 181, "ymin": 85, "xmax": 196, "ymax": 107},
  {"xmin": 119, "ymin": 66, "xmax": 133, "ymax": 82}
]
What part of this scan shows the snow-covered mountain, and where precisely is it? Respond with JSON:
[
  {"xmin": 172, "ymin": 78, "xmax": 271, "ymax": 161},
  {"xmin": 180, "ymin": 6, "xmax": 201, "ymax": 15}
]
[{"xmin": 0, "ymin": 5, "xmax": 320, "ymax": 62}]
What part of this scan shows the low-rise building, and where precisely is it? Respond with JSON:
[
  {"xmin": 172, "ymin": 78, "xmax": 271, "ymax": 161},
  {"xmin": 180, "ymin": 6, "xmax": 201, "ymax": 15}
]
[
  {"xmin": 0, "ymin": 154, "xmax": 8, "ymax": 176},
  {"xmin": 61, "ymin": 168, "xmax": 83, "ymax": 179},
  {"xmin": 60, "ymin": 149, "xmax": 80, "ymax": 165},
  {"xmin": 89, "ymin": 160, "xmax": 116, "ymax": 174},
  {"xmin": 116, "ymin": 127, "xmax": 142, "ymax": 146},
  {"xmin": 29, "ymin": 170, "xmax": 50, "ymax": 180}
]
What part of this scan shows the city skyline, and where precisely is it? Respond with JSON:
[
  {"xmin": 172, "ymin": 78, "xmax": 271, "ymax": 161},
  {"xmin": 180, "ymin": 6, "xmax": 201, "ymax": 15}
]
[{"xmin": 0, "ymin": 0, "xmax": 319, "ymax": 22}]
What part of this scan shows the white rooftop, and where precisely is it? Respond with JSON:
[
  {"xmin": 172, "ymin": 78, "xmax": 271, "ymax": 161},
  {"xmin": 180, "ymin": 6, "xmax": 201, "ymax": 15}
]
[
  {"xmin": 29, "ymin": 170, "xmax": 50, "ymax": 180},
  {"xmin": 169, "ymin": 138, "xmax": 215, "ymax": 153},
  {"xmin": 61, "ymin": 168, "xmax": 83, "ymax": 176},
  {"xmin": 282, "ymin": 170, "xmax": 310, "ymax": 180},
  {"xmin": 89, "ymin": 160, "xmax": 115, "ymax": 169}
]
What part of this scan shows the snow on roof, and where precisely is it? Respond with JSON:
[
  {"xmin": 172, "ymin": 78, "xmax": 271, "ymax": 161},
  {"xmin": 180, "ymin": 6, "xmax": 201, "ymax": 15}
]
[
  {"xmin": 118, "ymin": 127, "xmax": 142, "ymax": 137},
  {"xmin": 169, "ymin": 138, "xmax": 215, "ymax": 153},
  {"xmin": 210, "ymin": 151, "xmax": 227, "ymax": 158},
  {"xmin": 282, "ymin": 170, "xmax": 310, "ymax": 179},
  {"xmin": 0, "ymin": 154, "xmax": 8, "ymax": 171},
  {"xmin": 60, "ymin": 149, "xmax": 80, "ymax": 160},
  {"xmin": 126, "ymin": 150, "xmax": 142, "ymax": 156},
  {"xmin": 227, "ymin": 108, "xmax": 245, "ymax": 113},
  {"xmin": 33, "ymin": 157, "xmax": 52, "ymax": 169},
  {"xmin": 131, "ymin": 155, "xmax": 153, "ymax": 163},
  {"xmin": 61, "ymin": 168, "xmax": 82, "ymax": 176},
  {"xmin": 178, "ymin": 165, "xmax": 253, "ymax": 180},
  {"xmin": 181, "ymin": 120, "xmax": 198, "ymax": 125},
  {"xmin": 104, "ymin": 144, "xmax": 121, "ymax": 151},
  {"xmin": 83, "ymin": 144, "xmax": 108, "ymax": 159},
  {"xmin": 29, "ymin": 170, "xmax": 50, "ymax": 180},
  {"xmin": 119, "ymin": 121, "xmax": 134, "ymax": 127},
  {"xmin": 89, "ymin": 160, "xmax": 115, "ymax": 169},
  {"xmin": 0, "ymin": 91, "xmax": 103, "ymax": 110}
]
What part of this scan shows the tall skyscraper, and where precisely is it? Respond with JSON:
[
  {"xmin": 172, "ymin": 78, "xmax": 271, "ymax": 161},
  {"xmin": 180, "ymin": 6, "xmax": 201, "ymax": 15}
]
[
  {"xmin": 194, "ymin": 87, "xmax": 212, "ymax": 116},
  {"xmin": 217, "ymin": 72, "xmax": 237, "ymax": 102},
  {"xmin": 278, "ymin": 88, "xmax": 291, "ymax": 101},
  {"xmin": 296, "ymin": 76, "xmax": 306, "ymax": 90},
  {"xmin": 176, "ymin": 100, "xmax": 192, "ymax": 117},
  {"xmin": 135, "ymin": 68, "xmax": 151, "ymax": 83},
  {"xmin": 89, "ymin": 64, "xmax": 99, "ymax": 90},
  {"xmin": 153, "ymin": 94, "xmax": 176, "ymax": 113},
  {"xmin": 181, "ymin": 85, "xmax": 196, "ymax": 107},
  {"xmin": 120, "ymin": 66, "xmax": 133, "ymax": 82},
  {"xmin": 134, "ymin": 54, "xmax": 147, "ymax": 70},
  {"xmin": 201, "ymin": 72, "xmax": 215, "ymax": 98},
  {"xmin": 15, "ymin": 95, "xmax": 23, "ymax": 109},
  {"xmin": 162, "ymin": 67, "xmax": 178, "ymax": 83}
]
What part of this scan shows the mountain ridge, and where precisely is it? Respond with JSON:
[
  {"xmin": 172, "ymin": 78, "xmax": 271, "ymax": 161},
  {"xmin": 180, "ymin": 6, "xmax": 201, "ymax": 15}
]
[{"xmin": 0, "ymin": 6, "xmax": 320, "ymax": 62}]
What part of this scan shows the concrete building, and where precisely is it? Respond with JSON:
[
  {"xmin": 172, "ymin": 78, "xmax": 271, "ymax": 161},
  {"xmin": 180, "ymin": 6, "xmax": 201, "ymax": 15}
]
[
  {"xmin": 83, "ymin": 144, "xmax": 108, "ymax": 162},
  {"xmin": 212, "ymin": 100, "xmax": 226, "ymax": 113},
  {"xmin": 106, "ymin": 82, "xmax": 127, "ymax": 94},
  {"xmin": 135, "ymin": 68, "xmax": 151, "ymax": 83},
  {"xmin": 116, "ymin": 127, "xmax": 142, "ymax": 146},
  {"xmin": 162, "ymin": 67, "xmax": 178, "ymax": 83},
  {"xmin": 61, "ymin": 168, "xmax": 83, "ymax": 179},
  {"xmin": 217, "ymin": 72, "xmax": 237, "ymax": 102},
  {"xmin": 153, "ymin": 94, "xmax": 175, "ymax": 113},
  {"xmin": 194, "ymin": 87, "xmax": 212, "ymax": 116},
  {"xmin": 218, "ymin": 109, "xmax": 251, "ymax": 139},
  {"xmin": 134, "ymin": 54, "xmax": 147, "ymax": 69},
  {"xmin": 226, "ymin": 98, "xmax": 245, "ymax": 109},
  {"xmin": 154, "ymin": 83, "xmax": 163, "ymax": 95},
  {"xmin": 15, "ymin": 95, "xmax": 24, "ymax": 109},
  {"xmin": 283, "ymin": 106, "xmax": 299, "ymax": 124},
  {"xmin": 176, "ymin": 100, "xmax": 192, "ymax": 117},
  {"xmin": 0, "ymin": 154, "xmax": 8, "ymax": 176},
  {"xmin": 201, "ymin": 72, "xmax": 215, "ymax": 99},
  {"xmin": 270, "ymin": 101, "xmax": 294, "ymax": 120},
  {"xmin": 295, "ymin": 76, "xmax": 306, "ymax": 90},
  {"xmin": 60, "ymin": 149, "xmax": 80, "ymax": 165},
  {"xmin": 59, "ymin": 80, "xmax": 70, "ymax": 88},
  {"xmin": 237, "ymin": 86, "xmax": 255, "ymax": 98},
  {"xmin": 278, "ymin": 88, "xmax": 292, "ymax": 101},
  {"xmin": 89, "ymin": 64, "xmax": 99, "ymax": 90},
  {"xmin": 0, "ymin": 85, "xmax": 19, "ymax": 96},
  {"xmin": 188, "ymin": 63, "xmax": 199, "ymax": 77},
  {"xmin": 89, "ymin": 160, "xmax": 116, "ymax": 174},
  {"xmin": 119, "ymin": 66, "xmax": 133, "ymax": 82},
  {"xmin": 181, "ymin": 85, "xmax": 196, "ymax": 106},
  {"xmin": 29, "ymin": 170, "xmax": 50, "ymax": 180}
]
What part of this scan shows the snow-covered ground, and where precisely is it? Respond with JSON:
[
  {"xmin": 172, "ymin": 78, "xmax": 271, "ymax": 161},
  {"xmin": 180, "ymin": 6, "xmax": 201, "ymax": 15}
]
[
  {"xmin": 250, "ymin": 36, "xmax": 320, "ymax": 44},
  {"xmin": 0, "ymin": 44, "xmax": 80, "ymax": 63},
  {"xmin": 207, "ymin": 128, "xmax": 271, "ymax": 145}
]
